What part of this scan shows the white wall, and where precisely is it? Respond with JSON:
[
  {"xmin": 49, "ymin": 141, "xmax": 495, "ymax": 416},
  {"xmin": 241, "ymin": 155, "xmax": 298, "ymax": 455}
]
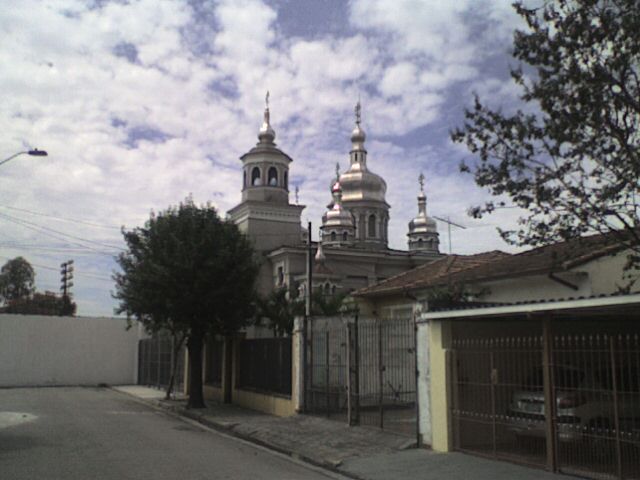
[{"xmin": 0, "ymin": 314, "xmax": 141, "ymax": 387}]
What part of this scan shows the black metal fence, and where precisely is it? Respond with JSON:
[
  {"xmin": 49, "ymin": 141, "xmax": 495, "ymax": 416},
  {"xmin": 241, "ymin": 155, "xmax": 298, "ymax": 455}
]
[
  {"xmin": 236, "ymin": 338, "xmax": 292, "ymax": 396},
  {"xmin": 451, "ymin": 321, "xmax": 640, "ymax": 480},
  {"xmin": 304, "ymin": 315, "xmax": 417, "ymax": 437},
  {"xmin": 205, "ymin": 338, "xmax": 224, "ymax": 386},
  {"xmin": 138, "ymin": 336, "xmax": 184, "ymax": 393}
]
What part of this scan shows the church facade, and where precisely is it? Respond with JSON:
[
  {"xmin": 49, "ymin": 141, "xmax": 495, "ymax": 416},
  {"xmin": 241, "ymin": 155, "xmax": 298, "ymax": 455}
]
[{"xmin": 227, "ymin": 98, "xmax": 442, "ymax": 300}]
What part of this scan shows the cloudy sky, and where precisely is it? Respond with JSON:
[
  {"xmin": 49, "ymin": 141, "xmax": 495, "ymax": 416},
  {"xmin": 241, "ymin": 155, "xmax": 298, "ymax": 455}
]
[{"xmin": 0, "ymin": 0, "xmax": 532, "ymax": 316}]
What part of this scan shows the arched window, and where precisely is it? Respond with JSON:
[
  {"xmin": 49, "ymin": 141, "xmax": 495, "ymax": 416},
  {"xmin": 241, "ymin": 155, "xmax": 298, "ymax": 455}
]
[
  {"xmin": 331, "ymin": 285, "xmax": 337, "ymax": 295},
  {"xmin": 368, "ymin": 214, "xmax": 376, "ymax": 237},
  {"xmin": 251, "ymin": 167, "xmax": 261, "ymax": 186},
  {"xmin": 268, "ymin": 167, "xmax": 278, "ymax": 186},
  {"xmin": 324, "ymin": 283, "xmax": 331, "ymax": 295},
  {"xmin": 331, "ymin": 231, "xmax": 336, "ymax": 242},
  {"xmin": 342, "ymin": 231, "xmax": 348, "ymax": 242},
  {"xmin": 243, "ymin": 170, "xmax": 247, "ymax": 188},
  {"xmin": 284, "ymin": 171, "xmax": 288, "ymax": 189}
]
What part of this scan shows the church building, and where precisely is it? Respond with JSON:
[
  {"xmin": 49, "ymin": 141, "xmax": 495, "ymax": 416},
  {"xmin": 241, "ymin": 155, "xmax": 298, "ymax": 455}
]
[{"xmin": 227, "ymin": 96, "xmax": 442, "ymax": 299}]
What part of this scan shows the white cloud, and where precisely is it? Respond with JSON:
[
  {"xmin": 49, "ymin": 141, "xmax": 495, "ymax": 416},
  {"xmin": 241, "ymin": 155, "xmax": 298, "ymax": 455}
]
[{"xmin": 0, "ymin": 0, "xmax": 527, "ymax": 315}]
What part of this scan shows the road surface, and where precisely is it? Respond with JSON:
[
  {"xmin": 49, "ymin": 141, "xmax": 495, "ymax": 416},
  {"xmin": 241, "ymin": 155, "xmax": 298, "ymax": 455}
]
[{"xmin": 0, "ymin": 387, "xmax": 342, "ymax": 480}]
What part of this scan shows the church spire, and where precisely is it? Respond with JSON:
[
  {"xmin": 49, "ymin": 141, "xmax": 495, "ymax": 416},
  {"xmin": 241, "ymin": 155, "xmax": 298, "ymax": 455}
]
[
  {"xmin": 258, "ymin": 90, "xmax": 276, "ymax": 144},
  {"xmin": 349, "ymin": 100, "xmax": 367, "ymax": 168},
  {"xmin": 407, "ymin": 172, "xmax": 439, "ymax": 254}
]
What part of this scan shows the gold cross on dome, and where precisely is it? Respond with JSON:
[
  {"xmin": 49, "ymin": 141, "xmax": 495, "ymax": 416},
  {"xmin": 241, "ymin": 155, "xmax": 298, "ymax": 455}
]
[
  {"xmin": 418, "ymin": 172, "xmax": 425, "ymax": 191},
  {"xmin": 355, "ymin": 101, "xmax": 361, "ymax": 126}
]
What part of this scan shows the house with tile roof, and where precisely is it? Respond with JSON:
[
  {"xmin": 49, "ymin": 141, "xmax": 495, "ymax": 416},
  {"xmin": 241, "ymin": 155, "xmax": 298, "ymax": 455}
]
[
  {"xmin": 353, "ymin": 232, "xmax": 640, "ymax": 478},
  {"xmin": 354, "ymin": 231, "xmax": 638, "ymax": 316}
]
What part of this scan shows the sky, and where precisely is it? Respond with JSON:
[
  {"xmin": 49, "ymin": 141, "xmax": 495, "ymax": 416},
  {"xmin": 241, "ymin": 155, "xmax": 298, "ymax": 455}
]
[{"xmin": 0, "ymin": 0, "xmax": 533, "ymax": 317}]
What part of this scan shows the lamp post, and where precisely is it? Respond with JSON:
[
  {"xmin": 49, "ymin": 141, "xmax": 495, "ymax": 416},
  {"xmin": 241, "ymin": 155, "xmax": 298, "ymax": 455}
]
[{"xmin": 0, "ymin": 148, "xmax": 48, "ymax": 167}]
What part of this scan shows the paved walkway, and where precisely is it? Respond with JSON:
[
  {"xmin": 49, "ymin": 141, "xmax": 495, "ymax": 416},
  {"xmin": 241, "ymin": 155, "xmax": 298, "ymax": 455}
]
[{"xmin": 113, "ymin": 385, "xmax": 560, "ymax": 480}]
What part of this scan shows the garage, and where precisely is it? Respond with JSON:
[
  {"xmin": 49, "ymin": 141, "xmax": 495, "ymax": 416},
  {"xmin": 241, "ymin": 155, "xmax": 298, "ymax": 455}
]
[{"xmin": 439, "ymin": 295, "xmax": 640, "ymax": 479}]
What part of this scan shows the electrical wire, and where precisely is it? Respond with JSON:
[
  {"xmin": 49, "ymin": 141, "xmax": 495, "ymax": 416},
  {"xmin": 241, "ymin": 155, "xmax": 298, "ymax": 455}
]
[
  {"xmin": 0, "ymin": 205, "xmax": 122, "ymax": 230},
  {"xmin": 0, "ymin": 212, "xmax": 124, "ymax": 254},
  {"xmin": 0, "ymin": 254, "xmax": 113, "ymax": 282}
]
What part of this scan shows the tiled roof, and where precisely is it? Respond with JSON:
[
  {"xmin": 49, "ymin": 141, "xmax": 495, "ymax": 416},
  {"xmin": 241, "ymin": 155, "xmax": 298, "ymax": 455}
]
[
  {"xmin": 354, "ymin": 251, "xmax": 509, "ymax": 297},
  {"xmin": 355, "ymin": 231, "xmax": 634, "ymax": 298}
]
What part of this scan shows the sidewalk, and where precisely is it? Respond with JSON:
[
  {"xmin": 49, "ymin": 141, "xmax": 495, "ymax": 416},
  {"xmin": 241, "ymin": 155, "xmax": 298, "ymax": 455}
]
[{"xmin": 113, "ymin": 385, "xmax": 559, "ymax": 480}]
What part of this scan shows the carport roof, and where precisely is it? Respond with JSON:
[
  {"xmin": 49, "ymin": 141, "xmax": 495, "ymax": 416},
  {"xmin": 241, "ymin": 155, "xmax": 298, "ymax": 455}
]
[{"xmin": 416, "ymin": 293, "xmax": 640, "ymax": 322}]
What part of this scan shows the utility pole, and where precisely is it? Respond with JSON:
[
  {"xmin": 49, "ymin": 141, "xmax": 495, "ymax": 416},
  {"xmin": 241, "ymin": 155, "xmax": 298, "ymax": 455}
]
[
  {"xmin": 433, "ymin": 216, "xmax": 467, "ymax": 254},
  {"xmin": 60, "ymin": 259, "xmax": 74, "ymax": 300},
  {"xmin": 306, "ymin": 222, "xmax": 312, "ymax": 317},
  {"xmin": 302, "ymin": 221, "xmax": 313, "ymax": 413}
]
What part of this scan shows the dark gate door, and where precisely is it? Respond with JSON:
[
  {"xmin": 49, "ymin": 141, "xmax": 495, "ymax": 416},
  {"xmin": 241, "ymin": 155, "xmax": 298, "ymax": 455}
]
[
  {"xmin": 304, "ymin": 315, "xmax": 417, "ymax": 438},
  {"xmin": 450, "ymin": 322, "xmax": 640, "ymax": 479},
  {"xmin": 451, "ymin": 335, "xmax": 547, "ymax": 468}
]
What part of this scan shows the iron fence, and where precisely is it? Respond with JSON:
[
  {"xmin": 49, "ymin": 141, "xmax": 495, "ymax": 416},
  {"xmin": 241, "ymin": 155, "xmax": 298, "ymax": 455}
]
[
  {"xmin": 205, "ymin": 338, "xmax": 224, "ymax": 386},
  {"xmin": 451, "ymin": 323, "xmax": 640, "ymax": 480},
  {"xmin": 138, "ymin": 336, "xmax": 184, "ymax": 393},
  {"xmin": 304, "ymin": 315, "xmax": 417, "ymax": 438},
  {"xmin": 236, "ymin": 337, "xmax": 292, "ymax": 396}
]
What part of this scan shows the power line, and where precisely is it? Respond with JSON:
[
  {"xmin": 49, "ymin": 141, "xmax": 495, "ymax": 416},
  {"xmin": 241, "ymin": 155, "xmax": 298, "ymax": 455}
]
[
  {"xmin": 0, "ymin": 255, "xmax": 113, "ymax": 282},
  {"xmin": 0, "ymin": 205, "xmax": 122, "ymax": 230},
  {"xmin": 0, "ymin": 212, "xmax": 124, "ymax": 254}
]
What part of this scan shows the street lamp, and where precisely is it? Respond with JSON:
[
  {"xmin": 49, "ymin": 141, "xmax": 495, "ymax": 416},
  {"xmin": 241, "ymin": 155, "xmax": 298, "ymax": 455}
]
[{"xmin": 0, "ymin": 148, "xmax": 48, "ymax": 167}]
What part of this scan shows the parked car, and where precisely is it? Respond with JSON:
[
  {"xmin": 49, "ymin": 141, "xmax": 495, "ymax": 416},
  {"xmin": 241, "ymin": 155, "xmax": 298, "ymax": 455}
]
[{"xmin": 506, "ymin": 364, "xmax": 640, "ymax": 445}]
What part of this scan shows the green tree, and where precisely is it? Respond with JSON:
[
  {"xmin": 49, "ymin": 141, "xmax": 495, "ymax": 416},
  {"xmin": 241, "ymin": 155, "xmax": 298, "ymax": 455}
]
[
  {"xmin": 255, "ymin": 288, "xmax": 296, "ymax": 337},
  {"xmin": 1, "ymin": 291, "xmax": 77, "ymax": 316},
  {"xmin": 113, "ymin": 198, "xmax": 259, "ymax": 408},
  {"xmin": 0, "ymin": 257, "xmax": 35, "ymax": 305},
  {"xmin": 452, "ymin": 1, "xmax": 639, "ymax": 264}
]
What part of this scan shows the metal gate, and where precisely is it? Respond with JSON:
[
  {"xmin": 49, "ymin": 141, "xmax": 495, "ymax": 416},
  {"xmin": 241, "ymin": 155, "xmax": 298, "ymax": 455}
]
[
  {"xmin": 451, "ymin": 321, "xmax": 640, "ymax": 479},
  {"xmin": 304, "ymin": 314, "xmax": 417, "ymax": 438},
  {"xmin": 138, "ymin": 336, "xmax": 185, "ymax": 393}
]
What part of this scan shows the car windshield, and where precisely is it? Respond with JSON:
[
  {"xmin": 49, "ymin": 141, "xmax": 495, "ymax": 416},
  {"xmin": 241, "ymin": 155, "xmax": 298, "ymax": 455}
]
[{"xmin": 524, "ymin": 366, "xmax": 585, "ymax": 390}]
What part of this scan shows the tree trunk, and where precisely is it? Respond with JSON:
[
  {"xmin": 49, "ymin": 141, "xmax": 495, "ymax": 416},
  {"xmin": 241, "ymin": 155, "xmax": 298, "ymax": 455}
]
[{"xmin": 187, "ymin": 332, "xmax": 206, "ymax": 409}]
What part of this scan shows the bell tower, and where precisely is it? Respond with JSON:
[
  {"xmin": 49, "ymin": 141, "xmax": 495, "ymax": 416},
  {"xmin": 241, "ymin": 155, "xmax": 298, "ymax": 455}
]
[{"xmin": 227, "ymin": 93, "xmax": 305, "ymax": 254}]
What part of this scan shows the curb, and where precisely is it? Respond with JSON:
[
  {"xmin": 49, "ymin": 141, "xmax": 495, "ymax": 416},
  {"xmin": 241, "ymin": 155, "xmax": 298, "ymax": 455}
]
[{"xmin": 111, "ymin": 387, "xmax": 364, "ymax": 480}]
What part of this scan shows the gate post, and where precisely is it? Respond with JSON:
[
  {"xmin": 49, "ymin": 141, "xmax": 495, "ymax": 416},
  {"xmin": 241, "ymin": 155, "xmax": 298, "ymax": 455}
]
[
  {"xmin": 609, "ymin": 335, "xmax": 623, "ymax": 479},
  {"xmin": 542, "ymin": 316, "xmax": 558, "ymax": 472},
  {"xmin": 378, "ymin": 319, "xmax": 384, "ymax": 429},
  {"xmin": 300, "ymin": 316, "xmax": 308, "ymax": 413},
  {"xmin": 353, "ymin": 313, "xmax": 360, "ymax": 425},
  {"xmin": 347, "ymin": 321, "xmax": 353, "ymax": 425}
]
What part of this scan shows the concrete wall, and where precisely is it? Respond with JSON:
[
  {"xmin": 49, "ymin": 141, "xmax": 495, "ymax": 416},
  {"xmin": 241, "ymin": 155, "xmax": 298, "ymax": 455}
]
[{"xmin": 0, "ymin": 314, "xmax": 140, "ymax": 387}]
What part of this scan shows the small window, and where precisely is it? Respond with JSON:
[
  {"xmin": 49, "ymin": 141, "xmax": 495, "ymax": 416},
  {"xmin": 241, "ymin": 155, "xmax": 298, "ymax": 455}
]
[
  {"xmin": 418, "ymin": 238, "xmax": 423, "ymax": 247},
  {"xmin": 284, "ymin": 171, "xmax": 288, "ymax": 189},
  {"xmin": 368, "ymin": 214, "xmax": 376, "ymax": 237},
  {"xmin": 243, "ymin": 170, "xmax": 247, "ymax": 187},
  {"xmin": 251, "ymin": 167, "xmax": 261, "ymax": 186},
  {"xmin": 277, "ymin": 266, "xmax": 284, "ymax": 286},
  {"xmin": 342, "ymin": 231, "xmax": 348, "ymax": 242},
  {"xmin": 268, "ymin": 167, "xmax": 278, "ymax": 186},
  {"xmin": 331, "ymin": 231, "xmax": 336, "ymax": 242},
  {"xmin": 324, "ymin": 283, "xmax": 331, "ymax": 295},
  {"xmin": 331, "ymin": 285, "xmax": 337, "ymax": 295}
]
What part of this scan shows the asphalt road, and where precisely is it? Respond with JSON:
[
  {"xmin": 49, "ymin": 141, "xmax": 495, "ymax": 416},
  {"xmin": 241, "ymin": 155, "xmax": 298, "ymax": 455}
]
[{"xmin": 0, "ymin": 387, "xmax": 342, "ymax": 480}]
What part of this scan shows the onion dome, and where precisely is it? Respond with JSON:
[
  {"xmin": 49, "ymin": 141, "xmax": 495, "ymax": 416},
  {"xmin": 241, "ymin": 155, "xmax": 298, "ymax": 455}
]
[
  {"xmin": 320, "ymin": 169, "xmax": 355, "ymax": 246},
  {"xmin": 408, "ymin": 173, "xmax": 439, "ymax": 254},
  {"xmin": 339, "ymin": 101, "xmax": 387, "ymax": 203},
  {"xmin": 258, "ymin": 91, "xmax": 275, "ymax": 144}
]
